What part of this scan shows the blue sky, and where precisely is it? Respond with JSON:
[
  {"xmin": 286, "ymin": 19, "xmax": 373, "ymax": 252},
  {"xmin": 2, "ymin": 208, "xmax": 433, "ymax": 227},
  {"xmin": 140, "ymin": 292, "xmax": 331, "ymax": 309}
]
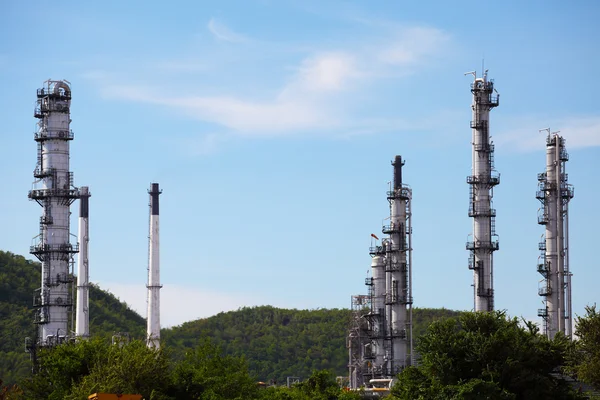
[{"xmin": 1, "ymin": 0, "xmax": 599, "ymax": 328}]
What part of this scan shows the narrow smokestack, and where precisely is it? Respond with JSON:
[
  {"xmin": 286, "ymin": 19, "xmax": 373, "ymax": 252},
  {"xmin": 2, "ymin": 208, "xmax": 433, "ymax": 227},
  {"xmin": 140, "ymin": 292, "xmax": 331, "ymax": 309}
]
[
  {"xmin": 76, "ymin": 186, "xmax": 91, "ymax": 338},
  {"xmin": 147, "ymin": 183, "xmax": 162, "ymax": 348}
]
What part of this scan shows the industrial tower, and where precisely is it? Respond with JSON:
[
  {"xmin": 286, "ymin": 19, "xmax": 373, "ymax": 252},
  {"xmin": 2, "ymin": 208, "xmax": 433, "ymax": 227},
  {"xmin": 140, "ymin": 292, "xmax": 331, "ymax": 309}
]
[
  {"xmin": 75, "ymin": 186, "xmax": 91, "ymax": 338},
  {"xmin": 466, "ymin": 71, "xmax": 500, "ymax": 312},
  {"xmin": 536, "ymin": 130, "xmax": 574, "ymax": 339},
  {"xmin": 147, "ymin": 183, "xmax": 162, "ymax": 348},
  {"xmin": 348, "ymin": 156, "xmax": 413, "ymax": 389},
  {"xmin": 28, "ymin": 80, "xmax": 80, "ymax": 349},
  {"xmin": 364, "ymin": 243, "xmax": 386, "ymax": 377},
  {"xmin": 383, "ymin": 156, "xmax": 413, "ymax": 374}
]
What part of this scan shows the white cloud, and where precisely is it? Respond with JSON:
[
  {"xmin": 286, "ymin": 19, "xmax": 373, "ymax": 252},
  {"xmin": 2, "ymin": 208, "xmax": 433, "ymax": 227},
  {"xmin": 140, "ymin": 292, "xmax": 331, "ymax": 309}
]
[
  {"xmin": 495, "ymin": 116, "xmax": 600, "ymax": 152},
  {"xmin": 94, "ymin": 24, "xmax": 451, "ymax": 138},
  {"xmin": 104, "ymin": 85, "xmax": 337, "ymax": 134},
  {"xmin": 288, "ymin": 52, "xmax": 360, "ymax": 93},
  {"xmin": 378, "ymin": 27, "xmax": 450, "ymax": 67},
  {"xmin": 207, "ymin": 18, "xmax": 249, "ymax": 43},
  {"xmin": 101, "ymin": 281, "xmax": 266, "ymax": 328}
]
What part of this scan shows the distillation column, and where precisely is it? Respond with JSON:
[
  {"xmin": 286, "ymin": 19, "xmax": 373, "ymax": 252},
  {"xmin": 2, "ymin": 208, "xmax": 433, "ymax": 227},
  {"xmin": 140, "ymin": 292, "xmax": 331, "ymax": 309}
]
[
  {"xmin": 147, "ymin": 183, "xmax": 162, "ymax": 348},
  {"xmin": 466, "ymin": 71, "xmax": 499, "ymax": 312},
  {"xmin": 536, "ymin": 131, "xmax": 574, "ymax": 339},
  {"xmin": 365, "ymin": 244, "xmax": 386, "ymax": 377},
  {"xmin": 28, "ymin": 80, "xmax": 80, "ymax": 347},
  {"xmin": 76, "ymin": 186, "xmax": 91, "ymax": 338},
  {"xmin": 383, "ymin": 156, "xmax": 412, "ymax": 375}
]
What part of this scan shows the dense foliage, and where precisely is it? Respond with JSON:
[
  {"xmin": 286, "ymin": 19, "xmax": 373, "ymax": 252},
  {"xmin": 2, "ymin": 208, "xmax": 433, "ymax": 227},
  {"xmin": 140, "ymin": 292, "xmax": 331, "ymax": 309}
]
[
  {"xmin": 0, "ymin": 251, "xmax": 145, "ymax": 384},
  {"xmin": 16, "ymin": 338, "xmax": 359, "ymax": 400},
  {"xmin": 391, "ymin": 311, "xmax": 584, "ymax": 400},
  {"xmin": 163, "ymin": 305, "xmax": 461, "ymax": 383},
  {"xmin": 163, "ymin": 306, "xmax": 350, "ymax": 383},
  {"xmin": 568, "ymin": 305, "xmax": 600, "ymax": 388}
]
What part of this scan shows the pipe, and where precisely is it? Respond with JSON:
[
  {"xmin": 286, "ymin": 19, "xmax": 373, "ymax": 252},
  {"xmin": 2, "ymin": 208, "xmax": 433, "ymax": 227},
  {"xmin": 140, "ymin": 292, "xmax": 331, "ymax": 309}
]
[{"xmin": 75, "ymin": 186, "xmax": 90, "ymax": 338}]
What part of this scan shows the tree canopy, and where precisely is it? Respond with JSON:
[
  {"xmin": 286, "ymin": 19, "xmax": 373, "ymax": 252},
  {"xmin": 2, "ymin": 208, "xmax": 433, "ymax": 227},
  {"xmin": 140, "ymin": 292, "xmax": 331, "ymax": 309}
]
[
  {"xmin": 391, "ymin": 311, "xmax": 584, "ymax": 400},
  {"xmin": 568, "ymin": 305, "xmax": 600, "ymax": 389},
  {"xmin": 16, "ymin": 338, "xmax": 361, "ymax": 400}
]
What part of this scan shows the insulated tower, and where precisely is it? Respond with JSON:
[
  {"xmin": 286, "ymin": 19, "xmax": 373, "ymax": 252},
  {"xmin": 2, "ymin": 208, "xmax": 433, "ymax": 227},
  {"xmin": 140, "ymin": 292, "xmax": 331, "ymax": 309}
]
[
  {"xmin": 365, "ymin": 243, "xmax": 386, "ymax": 377},
  {"xmin": 466, "ymin": 71, "xmax": 499, "ymax": 312},
  {"xmin": 28, "ymin": 80, "xmax": 80, "ymax": 348},
  {"xmin": 146, "ymin": 183, "xmax": 162, "ymax": 348},
  {"xmin": 75, "ymin": 186, "xmax": 91, "ymax": 338},
  {"xmin": 383, "ymin": 156, "xmax": 413, "ymax": 374},
  {"xmin": 536, "ymin": 130, "xmax": 574, "ymax": 339}
]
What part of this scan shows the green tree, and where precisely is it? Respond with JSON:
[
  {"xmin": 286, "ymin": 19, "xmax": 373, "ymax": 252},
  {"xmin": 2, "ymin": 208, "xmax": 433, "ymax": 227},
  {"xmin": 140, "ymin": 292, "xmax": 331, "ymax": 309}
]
[
  {"xmin": 20, "ymin": 338, "xmax": 172, "ymax": 400},
  {"xmin": 257, "ymin": 371, "xmax": 360, "ymax": 400},
  {"xmin": 170, "ymin": 339, "xmax": 259, "ymax": 400},
  {"xmin": 569, "ymin": 305, "xmax": 600, "ymax": 388},
  {"xmin": 391, "ymin": 311, "xmax": 583, "ymax": 400}
]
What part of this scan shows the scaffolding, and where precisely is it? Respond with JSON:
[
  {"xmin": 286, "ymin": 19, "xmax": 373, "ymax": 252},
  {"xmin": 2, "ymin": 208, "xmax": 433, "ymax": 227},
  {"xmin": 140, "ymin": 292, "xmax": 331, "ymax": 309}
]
[{"xmin": 348, "ymin": 294, "xmax": 372, "ymax": 389}]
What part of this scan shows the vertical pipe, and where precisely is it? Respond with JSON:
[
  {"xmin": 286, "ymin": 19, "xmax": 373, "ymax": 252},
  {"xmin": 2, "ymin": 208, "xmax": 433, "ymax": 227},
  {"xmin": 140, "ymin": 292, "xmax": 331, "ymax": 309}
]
[
  {"xmin": 556, "ymin": 138, "xmax": 564, "ymax": 334},
  {"xmin": 76, "ymin": 187, "xmax": 90, "ymax": 337},
  {"xmin": 407, "ymin": 198, "xmax": 413, "ymax": 365},
  {"xmin": 147, "ymin": 183, "xmax": 162, "ymax": 348}
]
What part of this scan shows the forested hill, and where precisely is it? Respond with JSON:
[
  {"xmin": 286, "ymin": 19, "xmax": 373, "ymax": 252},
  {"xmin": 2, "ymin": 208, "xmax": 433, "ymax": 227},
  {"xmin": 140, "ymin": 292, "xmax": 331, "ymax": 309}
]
[
  {"xmin": 0, "ymin": 251, "xmax": 145, "ymax": 384},
  {"xmin": 162, "ymin": 306, "xmax": 461, "ymax": 383},
  {"xmin": 0, "ymin": 250, "xmax": 461, "ymax": 385}
]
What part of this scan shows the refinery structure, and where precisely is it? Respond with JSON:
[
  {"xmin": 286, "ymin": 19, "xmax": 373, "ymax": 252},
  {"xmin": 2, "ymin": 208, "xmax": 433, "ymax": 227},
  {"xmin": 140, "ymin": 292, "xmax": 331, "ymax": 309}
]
[
  {"xmin": 25, "ymin": 80, "xmax": 164, "ymax": 365},
  {"xmin": 465, "ymin": 70, "xmax": 500, "ymax": 312},
  {"xmin": 347, "ymin": 70, "xmax": 577, "ymax": 390},
  {"xmin": 21, "ymin": 74, "xmax": 578, "ymax": 386},
  {"xmin": 348, "ymin": 156, "xmax": 413, "ymax": 388},
  {"xmin": 536, "ymin": 130, "xmax": 574, "ymax": 339},
  {"xmin": 26, "ymin": 80, "xmax": 81, "ymax": 355}
]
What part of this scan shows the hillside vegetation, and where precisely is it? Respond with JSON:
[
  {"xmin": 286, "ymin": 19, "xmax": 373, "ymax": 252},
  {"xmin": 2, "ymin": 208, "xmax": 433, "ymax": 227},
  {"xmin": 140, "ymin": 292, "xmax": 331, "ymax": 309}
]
[
  {"xmin": 163, "ymin": 306, "xmax": 462, "ymax": 383},
  {"xmin": 0, "ymin": 251, "xmax": 145, "ymax": 384},
  {"xmin": 0, "ymin": 250, "xmax": 459, "ymax": 385}
]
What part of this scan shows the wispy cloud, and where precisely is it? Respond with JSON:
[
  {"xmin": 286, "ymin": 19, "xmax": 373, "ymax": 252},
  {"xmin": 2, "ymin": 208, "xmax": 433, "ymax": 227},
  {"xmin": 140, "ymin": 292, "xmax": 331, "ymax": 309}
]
[
  {"xmin": 98, "ymin": 25, "xmax": 450, "ymax": 137},
  {"xmin": 207, "ymin": 18, "xmax": 249, "ymax": 43},
  {"xmin": 495, "ymin": 116, "xmax": 600, "ymax": 151},
  {"xmin": 378, "ymin": 26, "xmax": 450, "ymax": 68},
  {"xmin": 285, "ymin": 52, "xmax": 360, "ymax": 93}
]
